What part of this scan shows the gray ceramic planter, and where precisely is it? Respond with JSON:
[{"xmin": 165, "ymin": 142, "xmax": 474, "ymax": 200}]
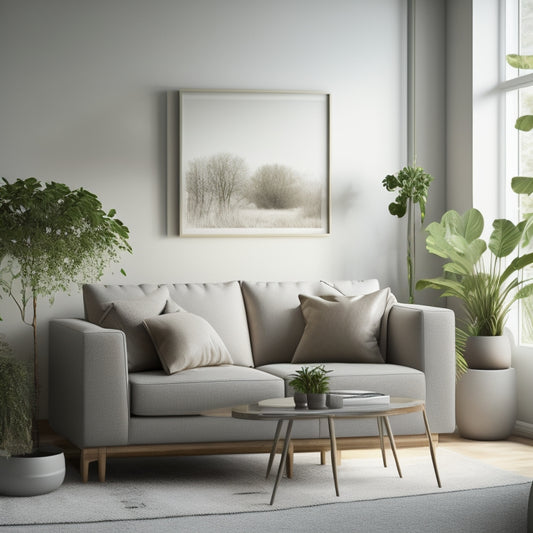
[
  {"xmin": 464, "ymin": 335, "xmax": 511, "ymax": 370},
  {"xmin": 0, "ymin": 447, "xmax": 65, "ymax": 496},
  {"xmin": 293, "ymin": 392, "xmax": 308, "ymax": 409},
  {"xmin": 307, "ymin": 393, "xmax": 327, "ymax": 410}
]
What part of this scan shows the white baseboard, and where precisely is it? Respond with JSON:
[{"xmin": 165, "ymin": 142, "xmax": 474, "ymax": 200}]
[{"xmin": 514, "ymin": 420, "xmax": 533, "ymax": 439}]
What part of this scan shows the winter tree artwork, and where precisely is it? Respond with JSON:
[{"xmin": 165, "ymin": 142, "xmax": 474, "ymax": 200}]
[{"xmin": 168, "ymin": 90, "xmax": 330, "ymax": 236}]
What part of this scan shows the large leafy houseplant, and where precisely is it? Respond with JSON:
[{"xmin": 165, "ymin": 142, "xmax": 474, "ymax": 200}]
[
  {"xmin": 0, "ymin": 177, "xmax": 132, "ymax": 447},
  {"xmin": 416, "ymin": 208, "xmax": 533, "ymax": 375},
  {"xmin": 382, "ymin": 165, "xmax": 434, "ymax": 303}
]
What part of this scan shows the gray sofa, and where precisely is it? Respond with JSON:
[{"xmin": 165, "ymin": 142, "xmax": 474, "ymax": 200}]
[{"xmin": 48, "ymin": 279, "xmax": 456, "ymax": 482}]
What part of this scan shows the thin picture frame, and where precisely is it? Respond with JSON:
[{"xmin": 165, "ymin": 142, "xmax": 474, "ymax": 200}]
[{"xmin": 167, "ymin": 89, "xmax": 330, "ymax": 236}]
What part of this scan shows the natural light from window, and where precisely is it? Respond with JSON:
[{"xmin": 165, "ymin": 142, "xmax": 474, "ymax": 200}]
[{"xmin": 506, "ymin": 0, "xmax": 533, "ymax": 344}]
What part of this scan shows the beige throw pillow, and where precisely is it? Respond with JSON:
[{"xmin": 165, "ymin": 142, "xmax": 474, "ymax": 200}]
[
  {"xmin": 143, "ymin": 312, "xmax": 233, "ymax": 375},
  {"xmin": 99, "ymin": 286, "xmax": 171, "ymax": 372},
  {"xmin": 291, "ymin": 288, "xmax": 393, "ymax": 364}
]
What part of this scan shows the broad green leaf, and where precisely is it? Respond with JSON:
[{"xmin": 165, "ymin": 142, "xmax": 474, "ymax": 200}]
[
  {"xmin": 515, "ymin": 284, "xmax": 533, "ymax": 300},
  {"xmin": 415, "ymin": 277, "xmax": 466, "ymax": 299},
  {"xmin": 507, "ymin": 54, "xmax": 533, "ymax": 69},
  {"xmin": 501, "ymin": 252, "xmax": 533, "ymax": 282},
  {"xmin": 521, "ymin": 214, "xmax": 533, "ymax": 247},
  {"xmin": 460, "ymin": 208, "xmax": 484, "ymax": 242},
  {"xmin": 511, "ymin": 176, "xmax": 533, "ymax": 195},
  {"xmin": 489, "ymin": 219, "xmax": 521, "ymax": 257},
  {"xmin": 515, "ymin": 115, "xmax": 533, "ymax": 131}
]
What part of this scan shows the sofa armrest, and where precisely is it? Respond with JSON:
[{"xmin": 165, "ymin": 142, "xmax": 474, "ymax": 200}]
[
  {"xmin": 387, "ymin": 303, "xmax": 456, "ymax": 433},
  {"xmin": 48, "ymin": 318, "xmax": 129, "ymax": 448}
]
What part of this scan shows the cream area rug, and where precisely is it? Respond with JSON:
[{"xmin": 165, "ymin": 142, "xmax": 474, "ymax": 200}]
[{"xmin": 0, "ymin": 449, "xmax": 530, "ymax": 526}]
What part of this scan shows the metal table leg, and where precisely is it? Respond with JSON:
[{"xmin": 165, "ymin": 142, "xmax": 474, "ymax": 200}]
[
  {"xmin": 270, "ymin": 419, "xmax": 293, "ymax": 505},
  {"xmin": 422, "ymin": 407, "xmax": 441, "ymax": 488},
  {"xmin": 327, "ymin": 416, "xmax": 340, "ymax": 497},
  {"xmin": 266, "ymin": 419, "xmax": 284, "ymax": 478},
  {"xmin": 377, "ymin": 417, "xmax": 387, "ymax": 467},
  {"xmin": 382, "ymin": 416, "xmax": 402, "ymax": 478}
]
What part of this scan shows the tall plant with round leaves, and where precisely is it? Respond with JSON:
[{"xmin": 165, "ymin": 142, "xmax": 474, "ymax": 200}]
[
  {"xmin": 382, "ymin": 166, "xmax": 434, "ymax": 303},
  {"xmin": 416, "ymin": 208, "xmax": 533, "ymax": 376},
  {"xmin": 0, "ymin": 177, "xmax": 132, "ymax": 446}
]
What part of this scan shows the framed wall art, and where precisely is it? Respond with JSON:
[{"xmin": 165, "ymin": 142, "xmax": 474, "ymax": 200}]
[{"xmin": 167, "ymin": 89, "xmax": 330, "ymax": 236}]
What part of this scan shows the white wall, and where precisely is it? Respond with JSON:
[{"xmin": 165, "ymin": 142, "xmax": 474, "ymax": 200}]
[{"xmin": 2, "ymin": 0, "xmax": 448, "ymax": 415}]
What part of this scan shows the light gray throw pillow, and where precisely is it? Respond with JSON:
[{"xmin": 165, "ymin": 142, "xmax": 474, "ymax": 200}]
[
  {"xmin": 143, "ymin": 312, "xmax": 233, "ymax": 375},
  {"xmin": 291, "ymin": 288, "xmax": 393, "ymax": 364},
  {"xmin": 99, "ymin": 286, "xmax": 170, "ymax": 372}
]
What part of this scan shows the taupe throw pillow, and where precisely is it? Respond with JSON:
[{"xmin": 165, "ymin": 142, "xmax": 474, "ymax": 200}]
[
  {"xmin": 143, "ymin": 312, "xmax": 233, "ymax": 375},
  {"xmin": 99, "ymin": 286, "xmax": 170, "ymax": 372},
  {"xmin": 291, "ymin": 288, "xmax": 393, "ymax": 364}
]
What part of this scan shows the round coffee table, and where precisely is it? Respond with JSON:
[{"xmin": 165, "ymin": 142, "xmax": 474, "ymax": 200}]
[{"xmin": 232, "ymin": 397, "xmax": 440, "ymax": 505}]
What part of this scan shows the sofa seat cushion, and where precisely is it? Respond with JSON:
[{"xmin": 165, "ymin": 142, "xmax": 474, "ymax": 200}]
[
  {"xmin": 129, "ymin": 366, "xmax": 285, "ymax": 416},
  {"xmin": 257, "ymin": 363, "xmax": 426, "ymax": 400}
]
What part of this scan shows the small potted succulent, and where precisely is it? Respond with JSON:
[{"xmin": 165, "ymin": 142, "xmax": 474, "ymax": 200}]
[{"xmin": 289, "ymin": 365, "xmax": 332, "ymax": 409}]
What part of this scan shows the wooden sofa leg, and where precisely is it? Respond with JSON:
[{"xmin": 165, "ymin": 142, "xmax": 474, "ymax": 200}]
[
  {"xmin": 80, "ymin": 447, "xmax": 107, "ymax": 482},
  {"xmin": 81, "ymin": 449, "xmax": 90, "ymax": 483},
  {"xmin": 98, "ymin": 448, "xmax": 107, "ymax": 482},
  {"xmin": 320, "ymin": 448, "xmax": 341, "ymax": 466},
  {"xmin": 286, "ymin": 446, "xmax": 294, "ymax": 478}
]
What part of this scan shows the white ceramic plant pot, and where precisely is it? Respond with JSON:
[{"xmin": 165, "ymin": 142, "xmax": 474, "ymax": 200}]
[
  {"xmin": 456, "ymin": 368, "xmax": 517, "ymax": 440},
  {"xmin": 464, "ymin": 335, "xmax": 512, "ymax": 370},
  {"xmin": 0, "ymin": 447, "xmax": 65, "ymax": 496}
]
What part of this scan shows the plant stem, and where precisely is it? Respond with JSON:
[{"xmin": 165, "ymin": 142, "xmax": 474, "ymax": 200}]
[
  {"xmin": 32, "ymin": 292, "xmax": 39, "ymax": 449},
  {"xmin": 407, "ymin": 197, "xmax": 415, "ymax": 303}
]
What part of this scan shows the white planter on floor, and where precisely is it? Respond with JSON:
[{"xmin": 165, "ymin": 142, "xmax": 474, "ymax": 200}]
[
  {"xmin": 456, "ymin": 368, "xmax": 517, "ymax": 440},
  {"xmin": 0, "ymin": 447, "xmax": 65, "ymax": 496}
]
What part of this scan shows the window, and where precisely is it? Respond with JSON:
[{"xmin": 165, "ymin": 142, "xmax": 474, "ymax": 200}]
[{"xmin": 504, "ymin": 0, "xmax": 533, "ymax": 344}]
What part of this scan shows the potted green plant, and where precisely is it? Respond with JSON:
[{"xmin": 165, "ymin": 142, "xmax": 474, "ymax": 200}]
[
  {"xmin": 289, "ymin": 365, "xmax": 332, "ymax": 409},
  {"xmin": 0, "ymin": 177, "xmax": 131, "ymax": 495},
  {"xmin": 416, "ymin": 208, "xmax": 533, "ymax": 373},
  {"xmin": 382, "ymin": 165, "xmax": 434, "ymax": 303},
  {"xmin": 0, "ymin": 335, "xmax": 64, "ymax": 496}
]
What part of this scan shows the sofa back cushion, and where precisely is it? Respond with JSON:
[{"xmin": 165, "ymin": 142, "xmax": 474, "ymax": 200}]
[
  {"xmin": 83, "ymin": 281, "xmax": 255, "ymax": 369},
  {"xmin": 84, "ymin": 284, "xmax": 171, "ymax": 371},
  {"xmin": 241, "ymin": 279, "xmax": 381, "ymax": 366}
]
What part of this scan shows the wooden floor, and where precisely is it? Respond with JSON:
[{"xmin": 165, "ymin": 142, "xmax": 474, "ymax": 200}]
[{"xmin": 343, "ymin": 433, "xmax": 533, "ymax": 478}]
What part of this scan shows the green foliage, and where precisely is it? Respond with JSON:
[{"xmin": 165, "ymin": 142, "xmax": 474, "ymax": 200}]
[
  {"xmin": 0, "ymin": 337, "xmax": 33, "ymax": 457},
  {"xmin": 288, "ymin": 365, "xmax": 332, "ymax": 394},
  {"xmin": 382, "ymin": 165, "xmax": 434, "ymax": 303},
  {"xmin": 0, "ymin": 177, "xmax": 131, "ymax": 323},
  {"xmin": 0, "ymin": 177, "xmax": 132, "ymax": 445},
  {"xmin": 507, "ymin": 54, "xmax": 533, "ymax": 196},
  {"xmin": 382, "ymin": 166, "xmax": 433, "ymax": 222},
  {"xmin": 507, "ymin": 54, "xmax": 533, "ymax": 69},
  {"xmin": 416, "ymin": 208, "xmax": 533, "ymax": 373}
]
